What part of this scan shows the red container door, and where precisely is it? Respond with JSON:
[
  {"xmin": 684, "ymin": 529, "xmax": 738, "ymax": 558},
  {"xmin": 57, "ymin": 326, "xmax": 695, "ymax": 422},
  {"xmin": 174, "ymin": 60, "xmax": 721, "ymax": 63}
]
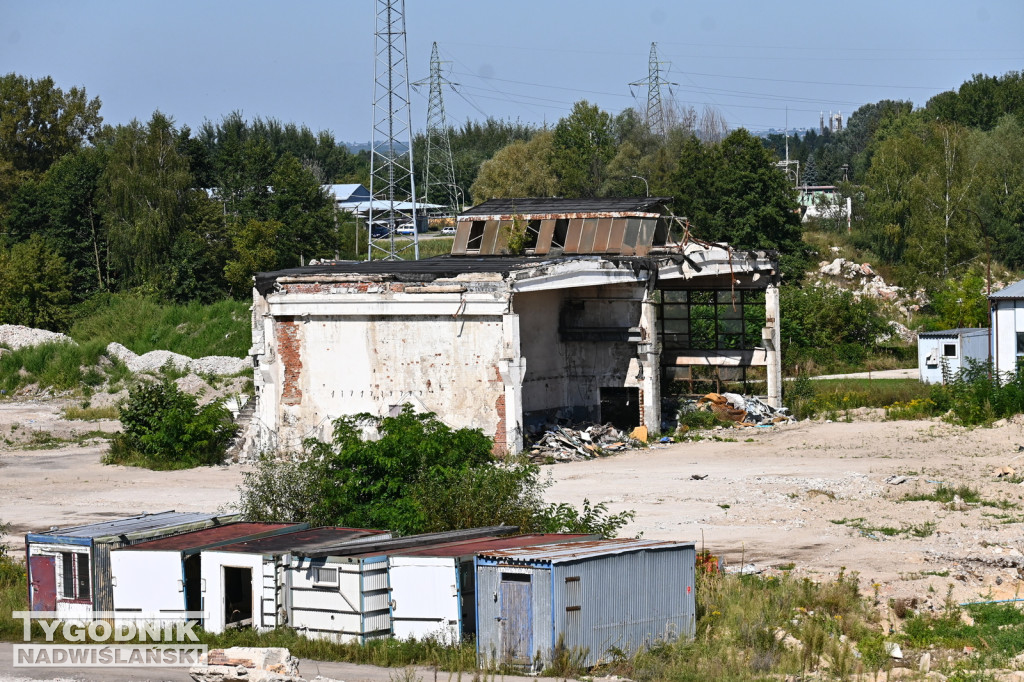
[{"xmin": 30, "ymin": 555, "xmax": 56, "ymax": 611}]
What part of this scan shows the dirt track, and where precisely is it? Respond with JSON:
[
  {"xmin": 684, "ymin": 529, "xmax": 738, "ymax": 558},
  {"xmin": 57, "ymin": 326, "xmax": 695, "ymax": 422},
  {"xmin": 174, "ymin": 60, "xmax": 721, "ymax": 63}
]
[{"xmin": 4, "ymin": 398, "xmax": 1024, "ymax": 612}]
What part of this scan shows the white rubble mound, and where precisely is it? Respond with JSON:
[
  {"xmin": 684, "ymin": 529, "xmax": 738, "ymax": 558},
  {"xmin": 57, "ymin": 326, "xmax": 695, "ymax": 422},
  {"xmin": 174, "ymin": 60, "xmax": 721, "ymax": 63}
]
[
  {"xmin": 0, "ymin": 324, "xmax": 75, "ymax": 350},
  {"xmin": 107, "ymin": 342, "xmax": 247, "ymax": 376}
]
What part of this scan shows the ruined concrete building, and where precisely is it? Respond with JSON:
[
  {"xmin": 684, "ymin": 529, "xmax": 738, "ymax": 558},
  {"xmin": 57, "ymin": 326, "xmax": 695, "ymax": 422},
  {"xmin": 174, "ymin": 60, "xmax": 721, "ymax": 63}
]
[{"xmin": 251, "ymin": 197, "xmax": 780, "ymax": 454}]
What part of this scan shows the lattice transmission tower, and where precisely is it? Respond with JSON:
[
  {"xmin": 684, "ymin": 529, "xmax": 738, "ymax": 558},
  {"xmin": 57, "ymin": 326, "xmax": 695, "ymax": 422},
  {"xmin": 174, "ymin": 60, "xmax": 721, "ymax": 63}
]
[
  {"xmin": 629, "ymin": 42, "xmax": 677, "ymax": 136},
  {"xmin": 368, "ymin": 0, "xmax": 418, "ymax": 260},
  {"xmin": 413, "ymin": 42, "xmax": 460, "ymax": 218}
]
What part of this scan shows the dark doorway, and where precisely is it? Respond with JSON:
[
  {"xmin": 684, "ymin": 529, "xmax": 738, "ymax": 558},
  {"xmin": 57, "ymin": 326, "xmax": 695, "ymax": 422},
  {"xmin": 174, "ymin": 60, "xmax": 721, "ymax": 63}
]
[
  {"xmin": 223, "ymin": 566, "xmax": 252, "ymax": 628},
  {"xmin": 599, "ymin": 387, "xmax": 640, "ymax": 430},
  {"xmin": 183, "ymin": 554, "xmax": 202, "ymax": 622}
]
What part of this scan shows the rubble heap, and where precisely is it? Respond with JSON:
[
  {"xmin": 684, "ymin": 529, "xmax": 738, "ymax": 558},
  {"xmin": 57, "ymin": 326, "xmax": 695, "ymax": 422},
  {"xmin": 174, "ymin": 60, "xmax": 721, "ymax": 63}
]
[
  {"xmin": 683, "ymin": 392, "xmax": 794, "ymax": 427},
  {"xmin": 526, "ymin": 423, "xmax": 644, "ymax": 462}
]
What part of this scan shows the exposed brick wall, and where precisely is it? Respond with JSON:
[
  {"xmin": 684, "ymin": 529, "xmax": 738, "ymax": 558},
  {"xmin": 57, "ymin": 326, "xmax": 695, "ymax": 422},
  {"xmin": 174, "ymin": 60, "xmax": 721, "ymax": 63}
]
[
  {"xmin": 277, "ymin": 318, "xmax": 303, "ymax": 406},
  {"xmin": 492, "ymin": 394, "xmax": 507, "ymax": 456}
]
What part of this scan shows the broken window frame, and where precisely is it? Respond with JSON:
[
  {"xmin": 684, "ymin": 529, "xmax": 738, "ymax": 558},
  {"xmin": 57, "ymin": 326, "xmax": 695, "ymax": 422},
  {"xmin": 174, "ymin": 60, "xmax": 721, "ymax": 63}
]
[{"xmin": 59, "ymin": 551, "xmax": 90, "ymax": 601}]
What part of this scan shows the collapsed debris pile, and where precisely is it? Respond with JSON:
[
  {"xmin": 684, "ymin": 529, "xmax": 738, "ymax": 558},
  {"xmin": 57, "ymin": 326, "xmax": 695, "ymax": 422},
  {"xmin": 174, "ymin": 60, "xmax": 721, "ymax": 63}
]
[
  {"xmin": 682, "ymin": 392, "xmax": 794, "ymax": 427},
  {"xmin": 526, "ymin": 423, "xmax": 646, "ymax": 462}
]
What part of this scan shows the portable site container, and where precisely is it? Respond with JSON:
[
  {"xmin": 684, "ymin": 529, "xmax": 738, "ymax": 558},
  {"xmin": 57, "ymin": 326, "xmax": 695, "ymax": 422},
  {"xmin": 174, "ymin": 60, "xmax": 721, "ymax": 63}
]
[
  {"xmin": 388, "ymin": 534, "xmax": 597, "ymax": 642},
  {"xmin": 200, "ymin": 527, "xmax": 389, "ymax": 635},
  {"xmin": 110, "ymin": 522, "xmax": 302, "ymax": 625},
  {"xmin": 918, "ymin": 328, "xmax": 990, "ymax": 384},
  {"xmin": 476, "ymin": 538, "xmax": 697, "ymax": 671},
  {"xmin": 25, "ymin": 511, "xmax": 238, "ymax": 617},
  {"xmin": 293, "ymin": 526, "xmax": 522, "ymax": 643}
]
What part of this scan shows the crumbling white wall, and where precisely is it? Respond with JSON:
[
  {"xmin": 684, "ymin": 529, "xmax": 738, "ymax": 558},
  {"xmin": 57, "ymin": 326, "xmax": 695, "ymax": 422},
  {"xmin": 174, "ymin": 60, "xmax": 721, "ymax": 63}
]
[{"xmin": 253, "ymin": 283, "xmax": 517, "ymax": 453}]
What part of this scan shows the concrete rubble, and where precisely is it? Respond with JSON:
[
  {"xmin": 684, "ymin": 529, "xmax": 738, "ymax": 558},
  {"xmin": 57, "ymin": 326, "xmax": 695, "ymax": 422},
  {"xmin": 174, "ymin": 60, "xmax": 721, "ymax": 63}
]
[
  {"xmin": 107, "ymin": 341, "xmax": 247, "ymax": 375},
  {"xmin": 188, "ymin": 647, "xmax": 339, "ymax": 682},
  {"xmin": 526, "ymin": 423, "xmax": 643, "ymax": 462},
  {"xmin": 0, "ymin": 324, "xmax": 74, "ymax": 350},
  {"xmin": 681, "ymin": 392, "xmax": 794, "ymax": 427}
]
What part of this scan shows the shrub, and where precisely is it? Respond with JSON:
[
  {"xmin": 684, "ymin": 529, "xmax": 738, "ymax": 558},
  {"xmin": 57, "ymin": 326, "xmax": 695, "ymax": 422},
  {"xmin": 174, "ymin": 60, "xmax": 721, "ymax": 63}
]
[
  {"xmin": 238, "ymin": 405, "xmax": 634, "ymax": 537},
  {"xmin": 105, "ymin": 379, "xmax": 237, "ymax": 469}
]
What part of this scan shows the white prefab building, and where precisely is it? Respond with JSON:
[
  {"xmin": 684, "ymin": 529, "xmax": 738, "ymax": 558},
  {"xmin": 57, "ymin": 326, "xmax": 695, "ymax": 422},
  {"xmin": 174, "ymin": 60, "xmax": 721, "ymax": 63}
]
[
  {"xmin": 25, "ymin": 512, "xmax": 237, "ymax": 618},
  {"xmin": 251, "ymin": 197, "xmax": 781, "ymax": 455},
  {"xmin": 110, "ymin": 522, "xmax": 300, "ymax": 626},
  {"xmin": 388, "ymin": 534, "xmax": 596, "ymax": 642},
  {"xmin": 918, "ymin": 328, "xmax": 990, "ymax": 384},
  {"xmin": 199, "ymin": 527, "xmax": 389, "ymax": 635},
  {"xmin": 991, "ymin": 280, "xmax": 1024, "ymax": 380}
]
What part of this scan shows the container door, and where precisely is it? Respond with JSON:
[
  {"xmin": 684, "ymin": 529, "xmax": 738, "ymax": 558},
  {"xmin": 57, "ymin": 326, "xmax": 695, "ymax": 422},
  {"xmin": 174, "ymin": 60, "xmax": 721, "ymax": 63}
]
[
  {"xmin": 30, "ymin": 556, "xmax": 56, "ymax": 611},
  {"xmin": 499, "ymin": 573, "xmax": 532, "ymax": 665}
]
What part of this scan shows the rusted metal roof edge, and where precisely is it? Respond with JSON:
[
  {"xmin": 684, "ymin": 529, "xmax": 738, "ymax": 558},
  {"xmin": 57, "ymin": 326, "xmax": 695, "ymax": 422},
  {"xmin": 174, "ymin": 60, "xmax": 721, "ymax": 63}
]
[{"xmin": 477, "ymin": 538, "xmax": 696, "ymax": 564}]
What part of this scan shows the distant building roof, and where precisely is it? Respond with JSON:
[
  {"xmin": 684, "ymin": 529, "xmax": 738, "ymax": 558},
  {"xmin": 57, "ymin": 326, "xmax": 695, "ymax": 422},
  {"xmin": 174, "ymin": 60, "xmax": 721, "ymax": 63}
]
[
  {"xmin": 117, "ymin": 523, "xmax": 298, "ymax": 552},
  {"xmin": 31, "ymin": 512, "xmax": 233, "ymax": 541},
  {"xmin": 990, "ymin": 279, "xmax": 1024, "ymax": 299},
  {"xmin": 325, "ymin": 184, "xmax": 371, "ymax": 202},
  {"xmin": 477, "ymin": 538, "xmax": 694, "ymax": 564},
  {"xmin": 918, "ymin": 328, "xmax": 989, "ymax": 339},
  {"xmin": 461, "ymin": 197, "xmax": 671, "ymax": 217}
]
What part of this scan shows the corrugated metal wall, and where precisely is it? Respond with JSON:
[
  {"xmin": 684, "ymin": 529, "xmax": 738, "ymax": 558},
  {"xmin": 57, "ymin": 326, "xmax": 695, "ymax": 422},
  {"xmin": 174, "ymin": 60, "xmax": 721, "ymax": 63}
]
[
  {"xmin": 476, "ymin": 546, "xmax": 695, "ymax": 670},
  {"xmin": 552, "ymin": 546, "xmax": 695, "ymax": 667}
]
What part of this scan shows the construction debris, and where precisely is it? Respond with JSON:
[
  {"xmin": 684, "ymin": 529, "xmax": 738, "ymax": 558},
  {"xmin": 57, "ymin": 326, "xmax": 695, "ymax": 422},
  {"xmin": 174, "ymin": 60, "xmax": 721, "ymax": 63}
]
[
  {"xmin": 681, "ymin": 392, "xmax": 794, "ymax": 427},
  {"xmin": 526, "ymin": 423, "xmax": 643, "ymax": 462},
  {"xmin": 995, "ymin": 466, "xmax": 1016, "ymax": 478}
]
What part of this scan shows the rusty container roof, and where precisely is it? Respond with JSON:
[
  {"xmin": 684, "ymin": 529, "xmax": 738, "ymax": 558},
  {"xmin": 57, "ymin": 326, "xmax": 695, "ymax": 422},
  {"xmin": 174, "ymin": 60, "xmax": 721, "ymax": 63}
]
[
  {"xmin": 30, "ymin": 512, "xmax": 235, "ymax": 540},
  {"xmin": 460, "ymin": 197, "xmax": 672, "ymax": 217},
  {"xmin": 210, "ymin": 527, "xmax": 388, "ymax": 554},
  {"xmin": 477, "ymin": 538, "xmax": 695, "ymax": 564},
  {"xmin": 117, "ymin": 523, "xmax": 299, "ymax": 552},
  {"xmin": 394, "ymin": 533, "xmax": 596, "ymax": 558}
]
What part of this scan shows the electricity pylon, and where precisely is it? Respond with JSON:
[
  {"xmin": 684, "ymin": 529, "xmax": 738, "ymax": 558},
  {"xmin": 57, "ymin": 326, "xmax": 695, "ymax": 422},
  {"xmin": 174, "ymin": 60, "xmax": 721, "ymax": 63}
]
[
  {"xmin": 368, "ymin": 0, "xmax": 418, "ymax": 260},
  {"xmin": 629, "ymin": 42, "xmax": 677, "ymax": 136},
  {"xmin": 413, "ymin": 42, "xmax": 460, "ymax": 218}
]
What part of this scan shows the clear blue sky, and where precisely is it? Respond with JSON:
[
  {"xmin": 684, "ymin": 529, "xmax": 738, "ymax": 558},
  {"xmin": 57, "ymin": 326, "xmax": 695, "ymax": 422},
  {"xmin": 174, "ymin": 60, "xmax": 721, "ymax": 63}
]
[{"xmin": 3, "ymin": 0, "xmax": 1022, "ymax": 142}]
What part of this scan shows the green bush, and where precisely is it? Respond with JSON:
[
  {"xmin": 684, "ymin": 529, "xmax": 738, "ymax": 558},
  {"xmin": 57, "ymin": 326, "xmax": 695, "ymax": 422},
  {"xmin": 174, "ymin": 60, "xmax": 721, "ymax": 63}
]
[
  {"xmin": 104, "ymin": 379, "xmax": 237, "ymax": 469},
  {"xmin": 239, "ymin": 405, "xmax": 634, "ymax": 537}
]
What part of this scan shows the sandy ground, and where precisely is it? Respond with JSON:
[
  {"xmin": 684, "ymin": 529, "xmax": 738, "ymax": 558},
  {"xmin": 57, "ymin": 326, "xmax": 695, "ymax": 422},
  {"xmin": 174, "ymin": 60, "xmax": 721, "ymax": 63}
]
[{"xmin": 3, "ymin": 397, "xmax": 1024, "ymax": 614}]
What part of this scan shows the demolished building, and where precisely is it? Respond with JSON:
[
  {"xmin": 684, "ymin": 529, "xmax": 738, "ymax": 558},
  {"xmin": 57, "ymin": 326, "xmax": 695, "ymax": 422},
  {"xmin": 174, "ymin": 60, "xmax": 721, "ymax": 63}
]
[{"xmin": 250, "ymin": 197, "xmax": 780, "ymax": 454}]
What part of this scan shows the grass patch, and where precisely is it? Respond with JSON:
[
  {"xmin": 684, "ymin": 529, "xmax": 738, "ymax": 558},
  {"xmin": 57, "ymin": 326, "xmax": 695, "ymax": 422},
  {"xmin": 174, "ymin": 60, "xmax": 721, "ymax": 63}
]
[
  {"xmin": 12, "ymin": 429, "xmax": 113, "ymax": 450},
  {"xmin": 786, "ymin": 378, "xmax": 932, "ymax": 420},
  {"xmin": 902, "ymin": 484, "xmax": 1017, "ymax": 509},
  {"xmin": 901, "ymin": 601, "xmax": 1024, "ymax": 668},
  {"xmin": 677, "ymin": 409, "xmax": 728, "ymax": 430},
  {"xmin": 70, "ymin": 293, "xmax": 250, "ymax": 358},
  {"xmin": 0, "ymin": 340, "xmax": 127, "ymax": 395},
  {"xmin": 831, "ymin": 517, "xmax": 937, "ymax": 538},
  {"xmin": 62, "ymin": 405, "xmax": 119, "ymax": 421}
]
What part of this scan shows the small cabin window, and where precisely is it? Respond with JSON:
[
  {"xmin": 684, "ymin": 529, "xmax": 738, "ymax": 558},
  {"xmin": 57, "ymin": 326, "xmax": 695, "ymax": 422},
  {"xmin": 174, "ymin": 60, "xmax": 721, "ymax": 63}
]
[
  {"xmin": 1017, "ymin": 332, "xmax": 1024, "ymax": 355},
  {"xmin": 312, "ymin": 566, "xmax": 338, "ymax": 586},
  {"xmin": 59, "ymin": 552, "xmax": 90, "ymax": 600},
  {"xmin": 943, "ymin": 343, "xmax": 957, "ymax": 357}
]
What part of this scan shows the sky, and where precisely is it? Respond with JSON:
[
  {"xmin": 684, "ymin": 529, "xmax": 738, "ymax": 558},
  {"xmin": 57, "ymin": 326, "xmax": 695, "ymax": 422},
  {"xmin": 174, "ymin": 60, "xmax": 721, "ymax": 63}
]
[{"xmin": 3, "ymin": 0, "xmax": 1023, "ymax": 144}]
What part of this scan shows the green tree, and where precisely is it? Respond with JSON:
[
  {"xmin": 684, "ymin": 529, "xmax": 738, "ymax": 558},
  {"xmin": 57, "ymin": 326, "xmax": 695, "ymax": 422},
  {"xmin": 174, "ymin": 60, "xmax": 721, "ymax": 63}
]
[
  {"xmin": 0, "ymin": 73, "xmax": 102, "ymax": 196},
  {"xmin": 550, "ymin": 101, "xmax": 616, "ymax": 198},
  {"xmin": 469, "ymin": 131, "xmax": 558, "ymax": 203},
  {"xmin": 781, "ymin": 285, "xmax": 890, "ymax": 369},
  {"xmin": 929, "ymin": 270, "xmax": 989, "ymax": 330},
  {"xmin": 224, "ymin": 219, "xmax": 281, "ymax": 297},
  {"xmin": 99, "ymin": 112, "xmax": 197, "ymax": 290},
  {"xmin": 0, "ymin": 235, "xmax": 74, "ymax": 331},
  {"xmin": 671, "ymin": 129, "xmax": 805, "ymax": 276},
  {"xmin": 268, "ymin": 153, "xmax": 336, "ymax": 265}
]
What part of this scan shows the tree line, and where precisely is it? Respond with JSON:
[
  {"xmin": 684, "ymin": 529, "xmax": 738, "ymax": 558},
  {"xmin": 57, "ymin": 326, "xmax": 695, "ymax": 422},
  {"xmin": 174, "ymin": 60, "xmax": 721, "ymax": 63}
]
[{"xmin": 2, "ymin": 69, "xmax": 1022, "ymax": 337}]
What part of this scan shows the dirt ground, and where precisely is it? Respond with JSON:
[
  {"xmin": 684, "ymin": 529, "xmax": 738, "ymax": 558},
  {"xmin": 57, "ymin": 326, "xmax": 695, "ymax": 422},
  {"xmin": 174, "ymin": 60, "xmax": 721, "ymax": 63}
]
[{"xmin": 3, "ymin": 397, "xmax": 1024, "ymax": 614}]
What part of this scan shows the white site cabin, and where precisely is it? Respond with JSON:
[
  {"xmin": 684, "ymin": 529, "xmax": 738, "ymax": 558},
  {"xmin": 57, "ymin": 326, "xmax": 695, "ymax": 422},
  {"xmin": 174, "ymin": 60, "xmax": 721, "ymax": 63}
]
[
  {"xmin": 199, "ymin": 527, "xmax": 389, "ymax": 635},
  {"xmin": 110, "ymin": 522, "xmax": 300, "ymax": 626}
]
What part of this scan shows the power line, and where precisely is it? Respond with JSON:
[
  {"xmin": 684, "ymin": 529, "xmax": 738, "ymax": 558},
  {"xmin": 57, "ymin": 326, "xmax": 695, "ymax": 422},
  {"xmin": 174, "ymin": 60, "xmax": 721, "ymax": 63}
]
[
  {"xmin": 412, "ymin": 42, "xmax": 460, "ymax": 216},
  {"xmin": 368, "ymin": 0, "xmax": 418, "ymax": 261}
]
